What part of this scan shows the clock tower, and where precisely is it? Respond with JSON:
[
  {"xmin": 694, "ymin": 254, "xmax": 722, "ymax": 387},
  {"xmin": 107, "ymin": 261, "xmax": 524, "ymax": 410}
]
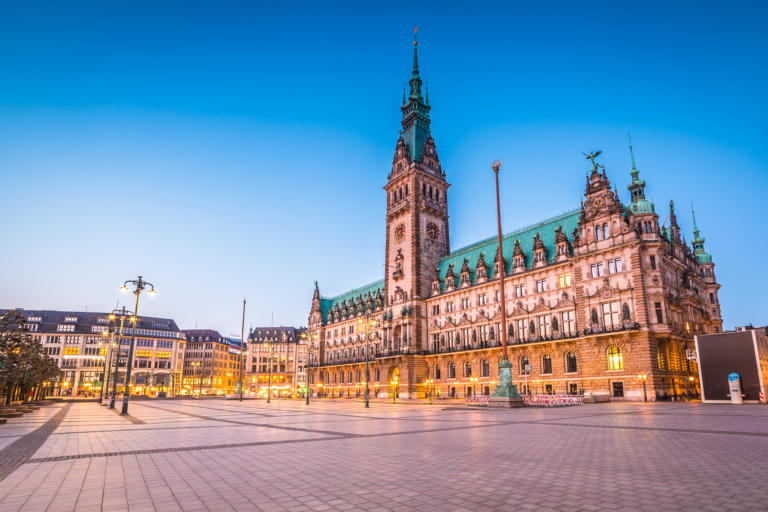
[{"xmin": 383, "ymin": 35, "xmax": 450, "ymax": 356}]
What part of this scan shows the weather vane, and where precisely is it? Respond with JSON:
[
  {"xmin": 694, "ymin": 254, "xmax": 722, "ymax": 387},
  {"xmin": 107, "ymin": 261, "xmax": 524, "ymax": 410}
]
[{"xmin": 414, "ymin": 25, "xmax": 418, "ymax": 46}]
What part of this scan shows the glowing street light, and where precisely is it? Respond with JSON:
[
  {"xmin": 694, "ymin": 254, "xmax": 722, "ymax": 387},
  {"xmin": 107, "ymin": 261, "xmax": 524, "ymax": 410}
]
[
  {"xmin": 638, "ymin": 374, "xmax": 648, "ymax": 402},
  {"xmin": 119, "ymin": 275, "xmax": 157, "ymax": 416}
]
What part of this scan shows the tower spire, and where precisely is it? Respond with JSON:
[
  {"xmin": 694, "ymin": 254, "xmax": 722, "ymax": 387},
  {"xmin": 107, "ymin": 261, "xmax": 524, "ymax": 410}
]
[
  {"xmin": 409, "ymin": 26, "xmax": 423, "ymax": 101},
  {"xmin": 399, "ymin": 28, "xmax": 431, "ymax": 162},
  {"xmin": 626, "ymin": 132, "xmax": 654, "ymax": 215},
  {"xmin": 690, "ymin": 202, "xmax": 712, "ymax": 263},
  {"xmin": 629, "ymin": 132, "xmax": 639, "ymax": 179}
]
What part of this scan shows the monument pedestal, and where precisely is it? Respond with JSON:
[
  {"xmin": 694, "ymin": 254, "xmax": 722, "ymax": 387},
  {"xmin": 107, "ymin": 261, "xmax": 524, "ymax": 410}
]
[
  {"xmin": 487, "ymin": 396, "xmax": 525, "ymax": 408},
  {"xmin": 490, "ymin": 358, "xmax": 525, "ymax": 408}
]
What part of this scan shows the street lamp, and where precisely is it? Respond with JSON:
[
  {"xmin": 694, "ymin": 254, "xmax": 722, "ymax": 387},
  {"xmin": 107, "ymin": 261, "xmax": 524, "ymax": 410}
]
[
  {"xmin": 425, "ymin": 379, "xmax": 433, "ymax": 404},
  {"xmin": 390, "ymin": 376, "xmax": 399, "ymax": 403},
  {"xmin": 469, "ymin": 376, "xmax": 479, "ymax": 397},
  {"xmin": 239, "ymin": 298, "xmax": 246, "ymax": 401},
  {"xmin": 99, "ymin": 329, "xmax": 111, "ymax": 403},
  {"xmin": 300, "ymin": 328, "xmax": 319, "ymax": 405},
  {"xmin": 119, "ymin": 275, "xmax": 157, "ymax": 416},
  {"xmin": 108, "ymin": 307, "xmax": 133, "ymax": 409},
  {"xmin": 191, "ymin": 361, "xmax": 202, "ymax": 396},
  {"xmin": 638, "ymin": 374, "xmax": 648, "ymax": 402},
  {"xmin": 357, "ymin": 313, "xmax": 378, "ymax": 408},
  {"xmin": 264, "ymin": 339, "xmax": 274, "ymax": 403}
]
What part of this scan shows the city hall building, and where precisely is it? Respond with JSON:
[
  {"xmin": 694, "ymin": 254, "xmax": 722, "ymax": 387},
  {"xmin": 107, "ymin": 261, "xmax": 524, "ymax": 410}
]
[{"xmin": 306, "ymin": 40, "xmax": 723, "ymax": 401}]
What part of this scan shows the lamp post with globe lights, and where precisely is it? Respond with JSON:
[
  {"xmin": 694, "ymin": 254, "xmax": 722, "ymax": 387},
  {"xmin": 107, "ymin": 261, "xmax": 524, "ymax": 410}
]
[
  {"xmin": 300, "ymin": 328, "xmax": 319, "ymax": 405},
  {"xmin": 357, "ymin": 313, "xmax": 378, "ymax": 408},
  {"xmin": 108, "ymin": 307, "xmax": 133, "ymax": 409},
  {"xmin": 119, "ymin": 276, "xmax": 157, "ymax": 415}
]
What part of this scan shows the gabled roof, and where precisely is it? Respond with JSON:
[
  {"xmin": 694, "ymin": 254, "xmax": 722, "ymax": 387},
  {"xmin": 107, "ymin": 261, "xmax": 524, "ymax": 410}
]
[
  {"xmin": 435, "ymin": 209, "xmax": 581, "ymax": 293},
  {"xmin": 320, "ymin": 279, "xmax": 384, "ymax": 324},
  {"xmin": 249, "ymin": 326, "xmax": 300, "ymax": 343}
]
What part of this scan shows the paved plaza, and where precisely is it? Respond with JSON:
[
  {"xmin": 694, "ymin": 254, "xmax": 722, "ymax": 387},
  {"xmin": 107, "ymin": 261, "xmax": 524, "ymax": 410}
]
[{"xmin": 1, "ymin": 399, "xmax": 768, "ymax": 511}]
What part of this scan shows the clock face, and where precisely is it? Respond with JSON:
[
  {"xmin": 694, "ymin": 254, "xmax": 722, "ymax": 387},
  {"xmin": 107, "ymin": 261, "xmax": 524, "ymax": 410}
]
[
  {"xmin": 394, "ymin": 223, "xmax": 406, "ymax": 242},
  {"xmin": 426, "ymin": 221, "xmax": 439, "ymax": 240}
]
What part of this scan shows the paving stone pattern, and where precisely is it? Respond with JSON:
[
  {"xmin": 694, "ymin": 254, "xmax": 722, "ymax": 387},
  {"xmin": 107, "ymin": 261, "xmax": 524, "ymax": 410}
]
[{"xmin": 1, "ymin": 399, "xmax": 768, "ymax": 511}]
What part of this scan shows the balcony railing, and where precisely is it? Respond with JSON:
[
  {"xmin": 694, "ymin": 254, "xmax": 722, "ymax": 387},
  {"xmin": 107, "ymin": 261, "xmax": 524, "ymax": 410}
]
[{"xmin": 423, "ymin": 322, "xmax": 641, "ymax": 356}]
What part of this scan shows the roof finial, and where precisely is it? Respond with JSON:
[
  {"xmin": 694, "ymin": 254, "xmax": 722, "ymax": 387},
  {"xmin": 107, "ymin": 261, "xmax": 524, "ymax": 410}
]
[
  {"xmin": 691, "ymin": 201, "xmax": 698, "ymax": 230},
  {"xmin": 425, "ymin": 82, "xmax": 430, "ymax": 105},
  {"xmin": 629, "ymin": 132, "xmax": 638, "ymax": 172}
]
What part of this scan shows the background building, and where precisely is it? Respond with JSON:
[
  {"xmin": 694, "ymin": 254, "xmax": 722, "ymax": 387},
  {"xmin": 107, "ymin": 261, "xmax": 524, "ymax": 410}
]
[
  {"xmin": 307, "ymin": 40, "xmax": 723, "ymax": 401},
  {"xmin": 247, "ymin": 327, "xmax": 306, "ymax": 398},
  {"xmin": 3, "ymin": 309, "xmax": 185, "ymax": 397},
  {"xmin": 696, "ymin": 330, "xmax": 767, "ymax": 403},
  {"xmin": 181, "ymin": 329, "xmax": 245, "ymax": 396}
]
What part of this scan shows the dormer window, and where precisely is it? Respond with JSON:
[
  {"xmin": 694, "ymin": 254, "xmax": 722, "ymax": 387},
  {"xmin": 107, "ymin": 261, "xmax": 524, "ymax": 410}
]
[
  {"xmin": 27, "ymin": 316, "xmax": 42, "ymax": 322},
  {"xmin": 64, "ymin": 316, "xmax": 78, "ymax": 323}
]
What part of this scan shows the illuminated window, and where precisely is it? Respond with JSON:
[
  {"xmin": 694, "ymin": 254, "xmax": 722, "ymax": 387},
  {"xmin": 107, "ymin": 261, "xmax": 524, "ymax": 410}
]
[
  {"xmin": 558, "ymin": 273, "xmax": 571, "ymax": 288},
  {"xmin": 156, "ymin": 351, "xmax": 172, "ymax": 358},
  {"xmin": 607, "ymin": 346, "xmax": 623, "ymax": 370},
  {"xmin": 135, "ymin": 350, "xmax": 153, "ymax": 358},
  {"xmin": 63, "ymin": 347, "xmax": 80, "ymax": 356}
]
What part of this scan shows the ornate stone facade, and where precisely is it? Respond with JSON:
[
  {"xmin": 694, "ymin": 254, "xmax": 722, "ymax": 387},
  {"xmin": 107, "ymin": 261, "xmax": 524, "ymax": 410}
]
[{"xmin": 306, "ymin": 41, "xmax": 722, "ymax": 401}]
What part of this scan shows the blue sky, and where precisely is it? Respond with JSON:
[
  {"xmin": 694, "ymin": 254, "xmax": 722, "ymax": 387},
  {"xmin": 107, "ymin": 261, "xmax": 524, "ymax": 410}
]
[{"xmin": 1, "ymin": 1, "xmax": 766, "ymax": 334}]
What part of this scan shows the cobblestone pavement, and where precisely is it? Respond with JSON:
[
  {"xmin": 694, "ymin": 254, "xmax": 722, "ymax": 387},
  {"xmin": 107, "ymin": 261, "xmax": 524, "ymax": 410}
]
[{"xmin": 1, "ymin": 399, "xmax": 768, "ymax": 511}]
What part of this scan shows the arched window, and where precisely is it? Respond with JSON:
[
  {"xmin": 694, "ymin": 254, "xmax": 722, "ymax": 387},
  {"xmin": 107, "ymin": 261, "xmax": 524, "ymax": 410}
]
[
  {"xmin": 355, "ymin": 370, "xmax": 360, "ymax": 381},
  {"xmin": 542, "ymin": 354, "xmax": 552, "ymax": 374},
  {"xmin": 349, "ymin": 371, "xmax": 353, "ymax": 382},
  {"xmin": 608, "ymin": 346, "xmax": 623, "ymax": 370},
  {"xmin": 566, "ymin": 351, "xmax": 577, "ymax": 373},
  {"xmin": 520, "ymin": 356, "xmax": 529, "ymax": 375},
  {"xmin": 465, "ymin": 362, "xmax": 472, "ymax": 377},
  {"xmin": 481, "ymin": 359, "xmax": 490, "ymax": 377},
  {"xmin": 448, "ymin": 363, "xmax": 456, "ymax": 379},
  {"xmin": 434, "ymin": 365, "xmax": 441, "ymax": 380},
  {"xmin": 489, "ymin": 327, "xmax": 495, "ymax": 341},
  {"xmin": 340, "ymin": 372, "xmax": 344, "ymax": 383}
]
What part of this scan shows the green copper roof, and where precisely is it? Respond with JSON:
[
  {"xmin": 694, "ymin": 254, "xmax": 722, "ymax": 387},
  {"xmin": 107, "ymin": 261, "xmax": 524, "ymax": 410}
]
[
  {"xmin": 628, "ymin": 198, "xmax": 655, "ymax": 215},
  {"xmin": 435, "ymin": 209, "xmax": 581, "ymax": 293},
  {"xmin": 320, "ymin": 279, "xmax": 385, "ymax": 324}
]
